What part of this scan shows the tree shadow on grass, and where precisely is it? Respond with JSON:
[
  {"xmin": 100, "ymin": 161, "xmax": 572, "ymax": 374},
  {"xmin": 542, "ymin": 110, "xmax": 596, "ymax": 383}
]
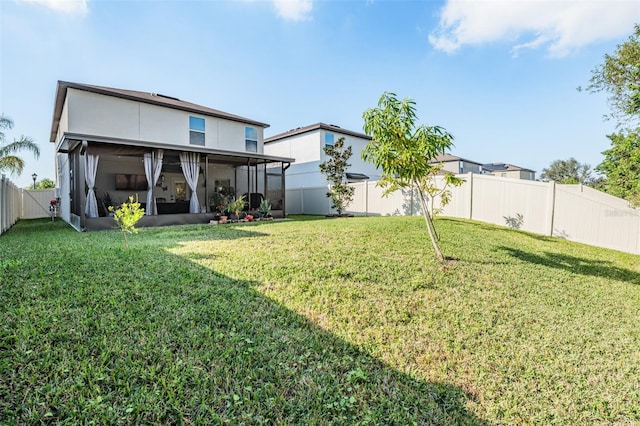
[
  {"xmin": 499, "ymin": 246, "xmax": 640, "ymax": 285},
  {"xmin": 438, "ymin": 217, "xmax": 558, "ymax": 243},
  {"xmin": 2, "ymin": 227, "xmax": 489, "ymax": 425}
]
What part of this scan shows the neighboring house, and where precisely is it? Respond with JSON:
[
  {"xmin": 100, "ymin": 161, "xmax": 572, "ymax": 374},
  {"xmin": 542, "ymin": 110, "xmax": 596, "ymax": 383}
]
[
  {"xmin": 430, "ymin": 154, "xmax": 536, "ymax": 181},
  {"xmin": 263, "ymin": 123, "xmax": 380, "ymax": 188},
  {"xmin": 430, "ymin": 153, "xmax": 484, "ymax": 175},
  {"xmin": 50, "ymin": 81, "xmax": 293, "ymax": 231},
  {"xmin": 482, "ymin": 163, "xmax": 536, "ymax": 181}
]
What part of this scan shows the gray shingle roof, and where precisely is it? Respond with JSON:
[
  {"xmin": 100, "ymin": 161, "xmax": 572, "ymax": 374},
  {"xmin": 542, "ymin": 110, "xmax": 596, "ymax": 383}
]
[
  {"xmin": 482, "ymin": 162, "xmax": 536, "ymax": 173},
  {"xmin": 265, "ymin": 122, "xmax": 371, "ymax": 143}
]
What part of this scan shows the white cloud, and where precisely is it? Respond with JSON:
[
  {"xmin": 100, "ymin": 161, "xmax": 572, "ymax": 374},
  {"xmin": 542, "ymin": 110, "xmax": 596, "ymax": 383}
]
[
  {"xmin": 273, "ymin": 0, "xmax": 313, "ymax": 21},
  {"xmin": 20, "ymin": 0, "xmax": 88, "ymax": 15},
  {"xmin": 429, "ymin": 0, "xmax": 639, "ymax": 57}
]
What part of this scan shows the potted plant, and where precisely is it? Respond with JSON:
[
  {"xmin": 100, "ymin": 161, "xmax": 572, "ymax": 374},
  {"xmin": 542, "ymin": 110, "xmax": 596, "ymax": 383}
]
[
  {"xmin": 258, "ymin": 198, "xmax": 272, "ymax": 219},
  {"xmin": 226, "ymin": 195, "xmax": 246, "ymax": 221},
  {"xmin": 209, "ymin": 193, "xmax": 228, "ymax": 214}
]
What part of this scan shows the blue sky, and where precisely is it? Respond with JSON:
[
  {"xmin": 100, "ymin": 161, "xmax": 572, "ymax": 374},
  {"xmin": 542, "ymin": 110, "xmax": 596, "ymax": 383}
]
[{"xmin": 1, "ymin": 0, "xmax": 638, "ymax": 188}]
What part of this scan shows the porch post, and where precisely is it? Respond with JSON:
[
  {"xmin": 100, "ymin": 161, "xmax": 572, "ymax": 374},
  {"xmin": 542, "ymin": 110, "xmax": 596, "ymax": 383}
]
[
  {"xmin": 79, "ymin": 140, "xmax": 87, "ymax": 229},
  {"xmin": 263, "ymin": 161, "xmax": 267, "ymax": 206},
  {"xmin": 204, "ymin": 155, "xmax": 209, "ymax": 212},
  {"xmin": 254, "ymin": 161, "xmax": 258, "ymax": 208},
  {"xmin": 150, "ymin": 150, "xmax": 155, "ymax": 215},
  {"xmin": 247, "ymin": 159, "xmax": 251, "ymax": 207}
]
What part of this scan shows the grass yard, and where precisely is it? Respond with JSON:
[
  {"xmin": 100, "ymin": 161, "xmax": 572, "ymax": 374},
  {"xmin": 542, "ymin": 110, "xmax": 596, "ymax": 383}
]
[{"xmin": 1, "ymin": 215, "xmax": 639, "ymax": 424}]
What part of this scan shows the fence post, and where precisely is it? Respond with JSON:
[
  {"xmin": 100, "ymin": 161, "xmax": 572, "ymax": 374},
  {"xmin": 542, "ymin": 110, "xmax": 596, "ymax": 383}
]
[
  {"xmin": 365, "ymin": 180, "xmax": 369, "ymax": 217},
  {"xmin": 546, "ymin": 181, "xmax": 556, "ymax": 236},
  {"xmin": 468, "ymin": 172, "xmax": 474, "ymax": 220},
  {"xmin": 0, "ymin": 174, "xmax": 5, "ymax": 234},
  {"xmin": 636, "ymin": 215, "xmax": 640, "ymax": 254}
]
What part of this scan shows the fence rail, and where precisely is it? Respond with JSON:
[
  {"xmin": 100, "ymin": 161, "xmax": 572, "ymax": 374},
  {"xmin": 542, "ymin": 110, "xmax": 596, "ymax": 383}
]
[
  {"xmin": 0, "ymin": 175, "xmax": 56, "ymax": 236},
  {"xmin": 286, "ymin": 173, "xmax": 640, "ymax": 255}
]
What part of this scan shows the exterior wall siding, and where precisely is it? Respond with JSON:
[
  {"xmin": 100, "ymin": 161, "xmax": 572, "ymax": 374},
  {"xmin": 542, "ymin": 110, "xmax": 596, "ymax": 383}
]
[
  {"xmin": 56, "ymin": 97, "xmax": 69, "ymax": 144},
  {"xmin": 266, "ymin": 129, "xmax": 381, "ymax": 190},
  {"xmin": 66, "ymin": 89, "xmax": 262, "ymax": 152},
  {"xmin": 56, "ymin": 153, "xmax": 71, "ymax": 223}
]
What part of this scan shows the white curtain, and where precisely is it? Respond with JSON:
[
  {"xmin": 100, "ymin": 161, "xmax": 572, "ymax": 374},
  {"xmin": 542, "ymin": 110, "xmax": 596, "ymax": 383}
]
[
  {"xmin": 143, "ymin": 149, "xmax": 164, "ymax": 215},
  {"xmin": 179, "ymin": 152, "xmax": 200, "ymax": 213},
  {"xmin": 84, "ymin": 153, "xmax": 99, "ymax": 218}
]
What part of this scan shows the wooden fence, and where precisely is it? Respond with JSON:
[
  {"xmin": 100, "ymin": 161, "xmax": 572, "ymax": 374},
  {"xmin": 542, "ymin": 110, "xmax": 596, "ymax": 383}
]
[{"xmin": 286, "ymin": 173, "xmax": 640, "ymax": 255}]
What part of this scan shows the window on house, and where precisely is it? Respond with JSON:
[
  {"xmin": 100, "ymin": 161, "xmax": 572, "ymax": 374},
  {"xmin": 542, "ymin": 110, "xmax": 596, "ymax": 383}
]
[
  {"xmin": 459, "ymin": 161, "xmax": 464, "ymax": 174},
  {"xmin": 325, "ymin": 133, "xmax": 334, "ymax": 148},
  {"xmin": 189, "ymin": 116, "xmax": 205, "ymax": 146},
  {"xmin": 501, "ymin": 173, "xmax": 507, "ymax": 177},
  {"xmin": 245, "ymin": 127, "xmax": 257, "ymax": 152}
]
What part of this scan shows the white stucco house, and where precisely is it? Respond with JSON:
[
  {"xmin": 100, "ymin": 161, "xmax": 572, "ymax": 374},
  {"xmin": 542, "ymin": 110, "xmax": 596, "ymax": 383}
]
[
  {"xmin": 51, "ymin": 81, "xmax": 293, "ymax": 231},
  {"xmin": 264, "ymin": 123, "xmax": 380, "ymax": 188}
]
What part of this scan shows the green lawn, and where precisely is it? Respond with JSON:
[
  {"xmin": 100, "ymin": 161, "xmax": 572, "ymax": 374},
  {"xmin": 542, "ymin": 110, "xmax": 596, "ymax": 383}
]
[{"xmin": 1, "ymin": 216, "xmax": 639, "ymax": 424}]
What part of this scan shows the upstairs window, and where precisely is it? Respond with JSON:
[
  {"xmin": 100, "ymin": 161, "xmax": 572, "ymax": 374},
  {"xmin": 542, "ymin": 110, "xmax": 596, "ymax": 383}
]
[
  {"xmin": 325, "ymin": 133, "xmax": 334, "ymax": 149},
  {"xmin": 245, "ymin": 127, "xmax": 257, "ymax": 152},
  {"xmin": 189, "ymin": 116, "xmax": 205, "ymax": 146}
]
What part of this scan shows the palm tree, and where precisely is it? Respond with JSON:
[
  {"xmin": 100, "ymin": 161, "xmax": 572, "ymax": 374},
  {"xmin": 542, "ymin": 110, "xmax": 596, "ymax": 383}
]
[{"xmin": 0, "ymin": 115, "xmax": 40, "ymax": 176}]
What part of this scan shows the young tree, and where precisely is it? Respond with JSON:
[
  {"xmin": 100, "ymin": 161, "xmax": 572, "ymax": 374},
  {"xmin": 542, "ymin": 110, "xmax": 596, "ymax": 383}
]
[
  {"xmin": 362, "ymin": 92, "xmax": 458, "ymax": 262},
  {"xmin": 0, "ymin": 115, "xmax": 40, "ymax": 176},
  {"xmin": 109, "ymin": 195, "xmax": 145, "ymax": 249},
  {"xmin": 319, "ymin": 137, "xmax": 355, "ymax": 215},
  {"xmin": 584, "ymin": 24, "xmax": 640, "ymax": 127},
  {"xmin": 423, "ymin": 164, "xmax": 464, "ymax": 227},
  {"xmin": 540, "ymin": 158, "xmax": 593, "ymax": 184}
]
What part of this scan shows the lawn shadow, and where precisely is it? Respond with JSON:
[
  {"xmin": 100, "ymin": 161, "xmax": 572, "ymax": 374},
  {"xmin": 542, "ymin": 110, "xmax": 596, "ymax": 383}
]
[
  {"xmin": 499, "ymin": 246, "xmax": 640, "ymax": 285},
  {"xmin": 438, "ymin": 218, "xmax": 558, "ymax": 243},
  {"xmin": 4, "ymin": 225, "xmax": 489, "ymax": 424}
]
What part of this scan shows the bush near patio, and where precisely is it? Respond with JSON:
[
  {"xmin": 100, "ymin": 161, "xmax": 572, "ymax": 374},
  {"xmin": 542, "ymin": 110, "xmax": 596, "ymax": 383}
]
[{"xmin": 1, "ymin": 216, "xmax": 639, "ymax": 424}]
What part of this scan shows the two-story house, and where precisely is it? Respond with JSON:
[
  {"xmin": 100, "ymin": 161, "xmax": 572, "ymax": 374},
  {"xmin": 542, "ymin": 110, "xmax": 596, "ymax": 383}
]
[
  {"xmin": 51, "ymin": 81, "xmax": 293, "ymax": 231},
  {"xmin": 263, "ymin": 123, "xmax": 380, "ymax": 188},
  {"xmin": 482, "ymin": 163, "xmax": 536, "ymax": 180},
  {"xmin": 430, "ymin": 154, "xmax": 536, "ymax": 181},
  {"xmin": 430, "ymin": 153, "xmax": 484, "ymax": 175}
]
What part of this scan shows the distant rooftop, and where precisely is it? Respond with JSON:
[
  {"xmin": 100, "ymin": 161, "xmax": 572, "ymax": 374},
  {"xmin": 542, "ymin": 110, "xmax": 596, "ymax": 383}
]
[
  {"xmin": 265, "ymin": 122, "xmax": 371, "ymax": 143},
  {"xmin": 430, "ymin": 153, "xmax": 483, "ymax": 165},
  {"xmin": 482, "ymin": 162, "xmax": 536, "ymax": 173}
]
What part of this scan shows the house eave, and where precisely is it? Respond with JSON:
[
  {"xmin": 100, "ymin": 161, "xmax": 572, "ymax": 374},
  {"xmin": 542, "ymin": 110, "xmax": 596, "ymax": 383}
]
[
  {"xmin": 58, "ymin": 132, "xmax": 295, "ymax": 166},
  {"xmin": 265, "ymin": 122, "xmax": 372, "ymax": 143}
]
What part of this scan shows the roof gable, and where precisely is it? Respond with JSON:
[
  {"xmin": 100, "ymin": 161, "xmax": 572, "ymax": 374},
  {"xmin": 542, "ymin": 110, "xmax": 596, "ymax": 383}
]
[
  {"xmin": 265, "ymin": 122, "xmax": 371, "ymax": 143},
  {"xmin": 483, "ymin": 162, "xmax": 535, "ymax": 173},
  {"xmin": 431, "ymin": 153, "xmax": 483, "ymax": 165}
]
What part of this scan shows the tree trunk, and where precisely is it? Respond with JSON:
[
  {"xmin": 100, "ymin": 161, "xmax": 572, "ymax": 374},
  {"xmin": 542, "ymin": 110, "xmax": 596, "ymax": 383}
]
[{"xmin": 414, "ymin": 182, "xmax": 444, "ymax": 262}]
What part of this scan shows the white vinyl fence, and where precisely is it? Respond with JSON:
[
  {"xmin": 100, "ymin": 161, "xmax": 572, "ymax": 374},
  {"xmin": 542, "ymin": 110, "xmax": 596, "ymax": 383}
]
[
  {"xmin": 0, "ymin": 174, "xmax": 56, "ymax": 236},
  {"xmin": 21, "ymin": 189, "xmax": 57, "ymax": 219},
  {"xmin": 286, "ymin": 173, "xmax": 640, "ymax": 255},
  {"xmin": 1, "ymin": 175, "xmax": 21, "ymax": 235}
]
